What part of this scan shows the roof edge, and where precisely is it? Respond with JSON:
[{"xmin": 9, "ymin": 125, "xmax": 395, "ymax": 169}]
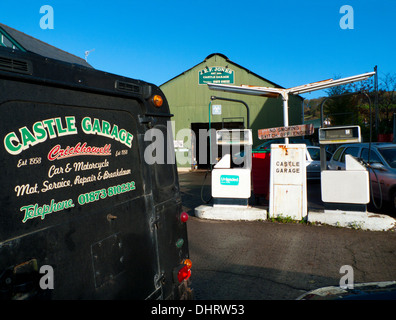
[
  {"xmin": 204, "ymin": 53, "xmax": 229, "ymax": 61},
  {"xmin": 0, "ymin": 23, "xmax": 92, "ymax": 68}
]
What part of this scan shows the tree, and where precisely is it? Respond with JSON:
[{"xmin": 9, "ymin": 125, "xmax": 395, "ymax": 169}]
[
  {"xmin": 305, "ymin": 72, "xmax": 396, "ymax": 141},
  {"xmin": 378, "ymin": 73, "xmax": 396, "ymax": 132},
  {"xmin": 324, "ymin": 76, "xmax": 356, "ymax": 126},
  {"xmin": 324, "ymin": 75, "xmax": 374, "ymax": 141}
]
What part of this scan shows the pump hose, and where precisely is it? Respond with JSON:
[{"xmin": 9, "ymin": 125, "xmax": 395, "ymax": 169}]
[
  {"xmin": 367, "ymin": 164, "xmax": 383, "ymax": 210},
  {"xmin": 200, "ymin": 169, "xmax": 212, "ymax": 204},
  {"xmin": 364, "ymin": 91, "xmax": 383, "ymax": 210},
  {"xmin": 200, "ymin": 100, "xmax": 213, "ymax": 204}
]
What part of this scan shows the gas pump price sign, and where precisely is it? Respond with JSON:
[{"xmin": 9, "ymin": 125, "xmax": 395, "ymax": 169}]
[
  {"xmin": 216, "ymin": 129, "xmax": 253, "ymax": 145},
  {"xmin": 318, "ymin": 125, "xmax": 361, "ymax": 144}
]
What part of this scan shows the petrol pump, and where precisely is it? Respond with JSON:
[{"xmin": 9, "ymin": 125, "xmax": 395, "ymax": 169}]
[
  {"xmin": 319, "ymin": 125, "xmax": 370, "ymax": 211},
  {"xmin": 211, "ymin": 129, "xmax": 253, "ymax": 207}
]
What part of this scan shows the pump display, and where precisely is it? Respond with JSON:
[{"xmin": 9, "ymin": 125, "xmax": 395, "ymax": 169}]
[{"xmin": 318, "ymin": 125, "xmax": 361, "ymax": 145}]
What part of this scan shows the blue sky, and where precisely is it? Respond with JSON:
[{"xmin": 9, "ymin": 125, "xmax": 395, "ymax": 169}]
[{"xmin": 1, "ymin": 0, "xmax": 395, "ymax": 99}]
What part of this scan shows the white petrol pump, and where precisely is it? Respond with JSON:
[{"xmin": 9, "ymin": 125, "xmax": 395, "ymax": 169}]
[
  {"xmin": 319, "ymin": 125, "xmax": 370, "ymax": 210},
  {"xmin": 211, "ymin": 129, "xmax": 253, "ymax": 207}
]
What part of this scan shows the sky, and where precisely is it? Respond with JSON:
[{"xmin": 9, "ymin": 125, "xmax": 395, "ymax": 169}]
[{"xmin": 1, "ymin": 0, "xmax": 395, "ymax": 99}]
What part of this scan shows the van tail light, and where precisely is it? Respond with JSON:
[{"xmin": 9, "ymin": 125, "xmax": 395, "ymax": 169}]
[
  {"xmin": 177, "ymin": 265, "xmax": 191, "ymax": 283},
  {"xmin": 183, "ymin": 258, "xmax": 192, "ymax": 269},
  {"xmin": 152, "ymin": 95, "xmax": 163, "ymax": 107},
  {"xmin": 174, "ymin": 259, "xmax": 192, "ymax": 283},
  {"xmin": 180, "ymin": 212, "xmax": 189, "ymax": 223}
]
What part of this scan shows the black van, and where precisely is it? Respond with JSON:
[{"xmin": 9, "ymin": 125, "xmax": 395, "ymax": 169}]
[{"xmin": 0, "ymin": 48, "xmax": 192, "ymax": 300}]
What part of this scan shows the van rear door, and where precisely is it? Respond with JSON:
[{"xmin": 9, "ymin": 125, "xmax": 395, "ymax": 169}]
[{"xmin": 0, "ymin": 50, "xmax": 165, "ymax": 299}]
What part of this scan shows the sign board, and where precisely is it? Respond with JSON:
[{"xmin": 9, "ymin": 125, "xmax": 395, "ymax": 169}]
[
  {"xmin": 198, "ymin": 66, "xmax": 235, "ymax": 85},
  {"xmin": 318, "ymin": 125, "xmax": 361, "ymax": 144},
  {"xmin": 2, "ymin": 109, "xmax": 141, "ymax": 226},
  {"xmin": 269, "ymin": 144, "xmax": 307, "ymax": 220},
  {"xmin": 211, "ymin": 169, "xmax": 251, "ymax": 199},
  {"xmin": 258, "ymin": 124, "xmax": 314, "ymax": 140},
  {"xmin": 220, "ymin": 174, "xmax": 239, "ymax": 186},
  {"xmin": 212, "ymin": 104, "xmax": 222, "ymax": 115},
  {"xmin": 174, "ymin": 140, "xmax": 184, "ymax": 148}
]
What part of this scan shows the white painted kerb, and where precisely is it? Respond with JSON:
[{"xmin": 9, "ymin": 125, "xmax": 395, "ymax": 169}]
[
  {"xmin": 308, "ymin": 210, "xmax": 396, "ymax": 231},
  {"xmin": 195, "ymin": 205, "xmax": 267, "ymax": 221}
]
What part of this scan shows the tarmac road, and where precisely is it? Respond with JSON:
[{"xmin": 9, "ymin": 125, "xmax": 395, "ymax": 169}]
[{"xmin": 179, "ymin": 170, "xmax": 396, "ymax": 300}]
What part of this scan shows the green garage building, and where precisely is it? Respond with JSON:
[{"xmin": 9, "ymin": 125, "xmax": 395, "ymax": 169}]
[{"xmin": 160, "ymin": 53, "xmax": 304, "ymax": 169}]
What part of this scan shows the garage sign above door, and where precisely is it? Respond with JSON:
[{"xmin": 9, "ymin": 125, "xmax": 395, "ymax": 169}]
[{"xmin": 199, "ymin": 66, "xmax": 235, "ymax": 85}]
